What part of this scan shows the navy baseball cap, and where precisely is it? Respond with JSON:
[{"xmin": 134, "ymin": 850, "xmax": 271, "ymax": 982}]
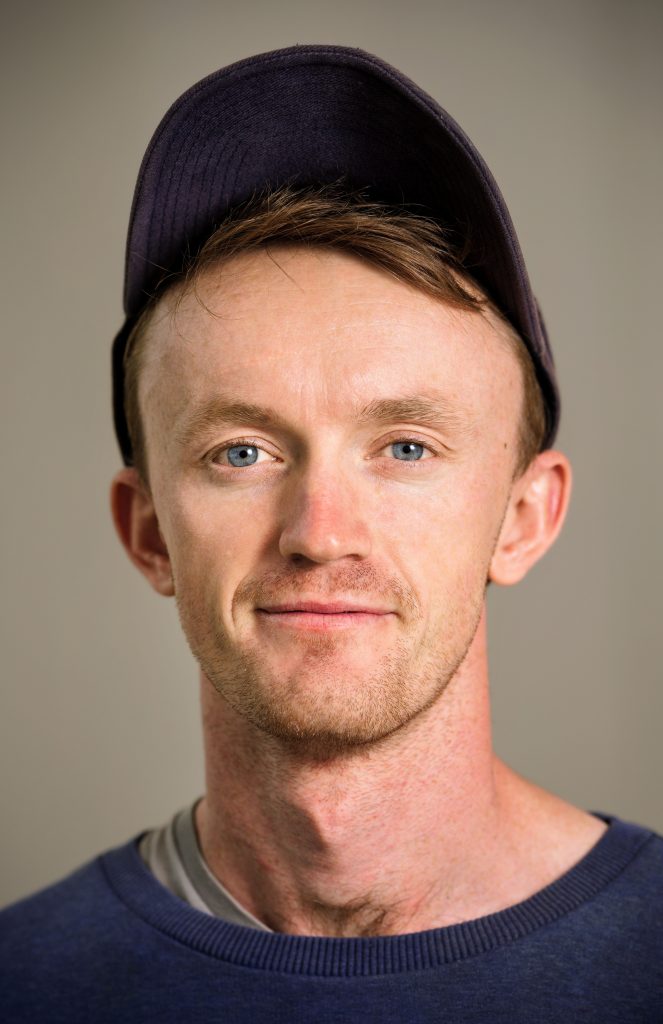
[{"xmin": 112, "ymin": 44, "xmax": 559, "ymax": 465}]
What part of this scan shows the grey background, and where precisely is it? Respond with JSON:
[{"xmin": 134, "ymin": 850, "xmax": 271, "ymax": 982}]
[{"xmin": 1, "ymin": 0, "xmax": 661, "ymax": 906}]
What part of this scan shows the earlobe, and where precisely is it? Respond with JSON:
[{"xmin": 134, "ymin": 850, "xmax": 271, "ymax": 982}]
[
  {"xmin": 488, "ymin": 450, "xmax": 572, "ymax": 586},
  {"xmin": 110, "ymin": 468, "xmax": 175, "ymax": 596}
]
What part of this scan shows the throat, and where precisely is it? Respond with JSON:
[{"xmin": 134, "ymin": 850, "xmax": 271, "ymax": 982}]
[{"xmin": 265, "ymin": 895, "xmax": 395, "ymax": 938}]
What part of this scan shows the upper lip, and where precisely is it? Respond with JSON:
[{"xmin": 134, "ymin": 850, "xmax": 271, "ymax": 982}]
[{"xmin": 258, "ymin": 601, "xmax": 393, "ymax": 614}]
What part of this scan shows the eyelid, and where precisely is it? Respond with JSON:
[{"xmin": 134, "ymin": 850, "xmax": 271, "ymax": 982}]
[{"xmin": 207, "ymin": 437, "xmax": 280, "ymax": 466}]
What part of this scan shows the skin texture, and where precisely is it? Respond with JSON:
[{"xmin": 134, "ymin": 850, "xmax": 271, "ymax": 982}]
[{"xmin": 112, "ymin": 246, "xmax": 606, "ymax": 937}]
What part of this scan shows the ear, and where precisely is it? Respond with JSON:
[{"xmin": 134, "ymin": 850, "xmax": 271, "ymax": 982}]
[
  {"xmin": 488, "ymin": 449, "xmax": 572, "ymax": 586},
  {"xmin": 110, "ymin": 468, "xmax": 175, "ymax": 596}
]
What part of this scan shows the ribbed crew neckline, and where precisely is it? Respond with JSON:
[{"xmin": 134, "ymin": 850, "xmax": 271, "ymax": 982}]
[{"xmin": 100, "ymin": 812, "xmax": 654, "ymax": 977}]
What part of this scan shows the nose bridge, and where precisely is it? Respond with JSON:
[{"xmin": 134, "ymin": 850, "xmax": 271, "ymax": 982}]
[{"xmin": 278, "ymin": 445, "xmax": 372, "ymax": 564}]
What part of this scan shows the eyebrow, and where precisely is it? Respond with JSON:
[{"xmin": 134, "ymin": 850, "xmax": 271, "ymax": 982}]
[{"xmin": 175, "ymin": 392, "xmax": 470, "ymax": 449}]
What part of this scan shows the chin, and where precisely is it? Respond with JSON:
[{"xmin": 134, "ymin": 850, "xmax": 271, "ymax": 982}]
[
  {"xmin": 185, "ymin": 583, "xmax": 487, "ymax": 756},
  {"xmin": 203, "ymin": 636, "xmax": 462, "ymax": 759}
]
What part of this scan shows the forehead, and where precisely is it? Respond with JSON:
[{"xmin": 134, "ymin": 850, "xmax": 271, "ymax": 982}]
[{"xmin": 139, "ymin": 246, "xmax": 521, "ymax": 444}]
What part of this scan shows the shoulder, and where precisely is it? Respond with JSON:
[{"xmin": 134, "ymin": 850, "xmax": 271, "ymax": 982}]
[
  {"xmin": 598, "ymin": 813, "xmax": 663, "ymax": 919},
  {"xmin": 0, "ymin": 837, "xmax": 154, "ymax": 1020},
  {"xmin": 0, "ymin": 838, "xmax": 139, "ymax": 937},
  {"xmin": 548, "ymin": 810, "xmax": 663, "ymax": 976},
  {"xmin": 1, "ymin": 855, "xmax": 112, "ymax": 945}
]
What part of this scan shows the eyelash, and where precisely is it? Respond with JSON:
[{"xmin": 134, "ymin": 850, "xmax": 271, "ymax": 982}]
[{"xmin": 207, "ymin": 435, "xmax": 439, "ymax": 468}]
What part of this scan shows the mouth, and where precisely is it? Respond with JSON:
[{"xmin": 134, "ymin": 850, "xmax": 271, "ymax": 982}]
[{"xmin": 256, "ymin": 602, "xmax": 395, "ymax": 632}]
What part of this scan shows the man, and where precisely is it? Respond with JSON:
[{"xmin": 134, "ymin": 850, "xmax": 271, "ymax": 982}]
[{"xmin": 1, "ymin": 44, "xmax": 661, "ymax": 1022}]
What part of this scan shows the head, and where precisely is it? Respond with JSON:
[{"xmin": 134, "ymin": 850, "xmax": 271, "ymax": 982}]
[{"xmin": 111, "ymin": 184, "xmax": 571, "ymax": 757}]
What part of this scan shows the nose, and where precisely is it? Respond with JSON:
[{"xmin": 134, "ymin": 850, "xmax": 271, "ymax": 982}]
[{"xmin": 278, "ymin": 463, "xmax": 372, "ymax": 565}]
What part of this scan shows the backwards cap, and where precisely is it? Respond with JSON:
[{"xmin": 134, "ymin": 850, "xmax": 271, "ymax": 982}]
[{"xmin": 112, "ymin": 44, "xmax": 559, "ymax": 464}]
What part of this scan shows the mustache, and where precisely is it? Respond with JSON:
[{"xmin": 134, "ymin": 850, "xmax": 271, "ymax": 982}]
[{"xmin": 234, "ymin": 565, "xmax": 420, "ymax": 618}]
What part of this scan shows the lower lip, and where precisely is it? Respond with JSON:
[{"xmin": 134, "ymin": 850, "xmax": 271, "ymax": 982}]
[{"xmin": 256, "ymin": 610, "xmax": 394, "ymax": 631}]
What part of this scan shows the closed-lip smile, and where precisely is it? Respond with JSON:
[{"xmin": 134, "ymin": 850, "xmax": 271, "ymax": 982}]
[
  {"xmin": 256, "ymin": 601, "xmax": 395, "ymax": 630},
  {"xmin": 258, "ymin": 601, "xmax": 392, "ymax": 615}
]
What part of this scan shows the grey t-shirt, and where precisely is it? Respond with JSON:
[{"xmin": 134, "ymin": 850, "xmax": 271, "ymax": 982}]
[{"xmin": 139, "ymin": 800, "xmax": 272, "ymax": 931}]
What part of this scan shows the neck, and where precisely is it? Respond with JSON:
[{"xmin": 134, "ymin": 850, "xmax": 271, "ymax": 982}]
[{"xmin": 195, "ymin": 609, "xmax": 599, "ymax": 936}]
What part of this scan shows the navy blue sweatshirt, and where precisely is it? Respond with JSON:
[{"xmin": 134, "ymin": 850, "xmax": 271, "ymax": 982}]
[{"xmin": 1, "ymin": 812, "xmax": 662, "ymax": 1022}]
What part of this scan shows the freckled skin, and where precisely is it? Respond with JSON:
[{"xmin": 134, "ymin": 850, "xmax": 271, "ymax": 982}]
[
  {"xmin": 140, "ymin": 247, "xmax": 520, "ymax": 752},
  {"xmin": 117, "ymin": 245, "xmax": 603, "ymax": 937}
]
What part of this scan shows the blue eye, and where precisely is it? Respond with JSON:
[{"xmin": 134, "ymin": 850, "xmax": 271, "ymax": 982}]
[
  {"xmin": 226, "ymin": 444, "xmax": 260, "ymax": 467},
  {"xmin": 212, "ymin": 438, "xmax": 433, "ymax": 470},
  {"xmin": 390, "ymin": 441, "xmax": 426, "ymax": 461}
]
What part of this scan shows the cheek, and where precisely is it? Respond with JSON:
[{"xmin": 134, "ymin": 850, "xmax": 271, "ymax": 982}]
[
  {"xmin": 156, "ymin": 484, "xmax": 267, "ymax": 602},
  {"xmin": 373, "ymin": 466, "xmax": 509, "ymax": 613}
]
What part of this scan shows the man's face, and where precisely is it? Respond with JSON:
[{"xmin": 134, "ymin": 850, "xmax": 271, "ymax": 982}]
[{"xmin": 139, "ymin": 246, "xmax": 522, "ymax": 754}]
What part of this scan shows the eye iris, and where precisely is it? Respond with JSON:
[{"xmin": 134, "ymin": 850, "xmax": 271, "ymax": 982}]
[
  {"xmin": 393, "ymin": 441, "xmax": 424, "ymax": 461},
  {"xmin": 223, "ymin": 443, "xmax": 425, "ymax": 466},
  {"xmin": 227, "ymin": 445, "xmax": 259, "ymax": 467}
]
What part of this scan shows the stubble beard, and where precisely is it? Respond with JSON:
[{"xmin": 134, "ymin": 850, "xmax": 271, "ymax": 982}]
[{"xmin": 176, "ymin": 579, "xmax": 486, "ymax": 759}]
